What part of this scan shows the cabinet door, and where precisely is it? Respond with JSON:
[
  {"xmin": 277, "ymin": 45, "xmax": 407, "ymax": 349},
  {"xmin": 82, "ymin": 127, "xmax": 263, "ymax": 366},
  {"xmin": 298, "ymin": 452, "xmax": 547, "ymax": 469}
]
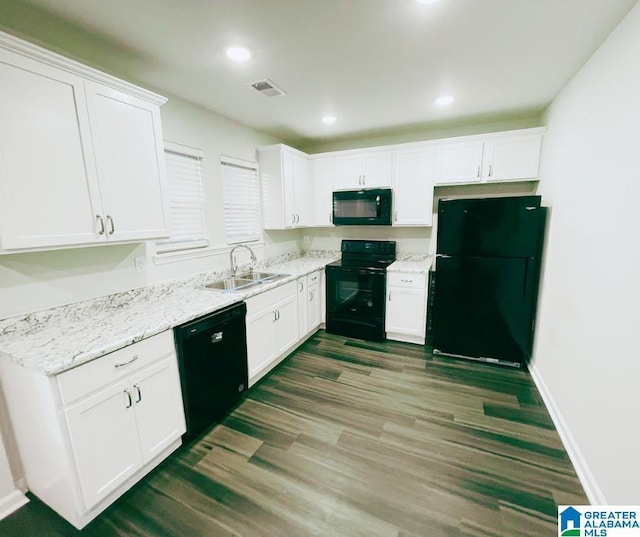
[
  {"xmin": 386, "ymin": 286, "xmax": 427, "ymax": 339},
  {"xmin": 292, "ymin": 153, "xmax": 312, "ymax": 227},
  {"xmin": 85, "ymin": 82, "xmax": 168, "ymax": 242},
  {"xmin": 482, "ymin": 134, "xmax": 542, "ymax": 182},
  {"xmin": 246, "ymin": 307, "xmax": 276, "ymax": 381},
  {"xmin": 273, "ymin": 293, "xmax": 299, "ymax": 357},
  {"xmin": 434, "ymin": 141, "xmax": 483, "ymax": 184},
  {"xmin": 308, "ymin": 282, "xmax": 321, "ymax": 331},
  {"xmin": 334, "ymin": 154, "xmax": 363, "ymax": 190},
  {"xmin": 362, "ymin": 152, "xmax": 392, "ymax": 188},
  {"xmin": 129, "ymin": 356, "xmax": 186, "ymax": 465},
  {"xmin": 0, "ymin": 50, "xmax": 103, "ymax": 249},
  {"xmin": 64, "ymin": 379, "xmax": 142, "ymax": 509},
  {"xmin": 297, "ymin": 277, "xmax": 309, "ymax": 338},
  {"xmin": 393, "ymin": 148, "xmax": 434, "ymax": 226},
  {"xmin": 312, "ymin": 157, "xmax": 334, "ymax": 226},
  {"xmin": 281, "ymin": 150, "xmax": 297, "ymax": 228}
]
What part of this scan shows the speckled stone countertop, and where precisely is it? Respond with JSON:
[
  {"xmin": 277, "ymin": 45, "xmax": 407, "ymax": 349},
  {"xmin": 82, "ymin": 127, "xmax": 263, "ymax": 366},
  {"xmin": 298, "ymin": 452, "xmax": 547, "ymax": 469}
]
[
  {"xmin": 388, "ymin": 254, "xmax": 433, "ymax": 274},
  {"xmin": 0, "ymin": 251, "xmax": 339, "ymax": 376}
]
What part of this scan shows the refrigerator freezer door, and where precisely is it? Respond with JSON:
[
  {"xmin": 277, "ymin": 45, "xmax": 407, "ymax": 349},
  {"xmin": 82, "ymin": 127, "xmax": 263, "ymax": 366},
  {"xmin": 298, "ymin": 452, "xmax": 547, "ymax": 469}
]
[
  {"xmin": 436, "ymin": 196, "xmax": 542, "ymax": 258},
  {"xmin": 432, "ymin": 255, "xmax": 536, "ymax": 365}
]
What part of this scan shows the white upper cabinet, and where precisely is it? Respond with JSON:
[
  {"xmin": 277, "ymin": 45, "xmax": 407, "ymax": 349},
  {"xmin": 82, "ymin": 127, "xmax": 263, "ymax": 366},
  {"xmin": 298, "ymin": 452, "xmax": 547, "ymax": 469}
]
[
  {"xmin": 434, "ymin": 129, "xmax": 544, "ymax": 185},
  {"xmin": 311, "ymin": 156, "xmax": 334, "ymax": 226},
  {"xmin": 84, "ymin": 82, "xmax": 168, "ymax": 242},
  {"xmin": 434, "ymin": 141, "xmax": 485, "ymax": 184},
  {"xmin": 481, "ymin": 133, "xmax": 543, "ymax": 182},
  {"xmin": 392, "ymin": 146, "xmax": 435, "ymax": 226},
  {"xmin": 259, "ymin": 144, "xmax": 311, "ymax": 229},
  {"xmin": 0, "ymin": 32, "xmax": 169, "ymax": 253},
  {"xmin": 334, "ymin": 151, "xmax": 393, "ymax": 189},
  {"xmin": 0, "ymin": 49, "xmax": 102, "ymax": 250}
]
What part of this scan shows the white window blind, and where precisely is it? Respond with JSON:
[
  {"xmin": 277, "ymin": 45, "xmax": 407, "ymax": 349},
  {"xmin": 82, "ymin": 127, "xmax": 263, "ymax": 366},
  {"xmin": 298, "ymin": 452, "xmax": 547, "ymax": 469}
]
[
  {"xmin": 221, "ymin": 157, "xmax": 261, "ymax": 244},
  {"xmin": 156, "ymin": 142, "xmax": 208, "ymax": 253}
]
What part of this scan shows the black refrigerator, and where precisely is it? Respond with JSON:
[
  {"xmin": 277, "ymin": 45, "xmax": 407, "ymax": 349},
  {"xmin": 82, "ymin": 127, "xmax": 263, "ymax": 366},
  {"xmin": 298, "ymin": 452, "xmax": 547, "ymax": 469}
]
[{"xmin": 431, "ymin": 196, "xmax": 547, "ymax": 367}]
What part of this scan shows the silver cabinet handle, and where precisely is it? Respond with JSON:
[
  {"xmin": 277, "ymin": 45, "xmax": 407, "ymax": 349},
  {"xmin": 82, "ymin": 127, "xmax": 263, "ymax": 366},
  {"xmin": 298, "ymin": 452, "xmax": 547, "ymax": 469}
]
[
  {"xmin": 476, "ymin": 165, "xmax": 481, "ymax": 178},
  {"xmin": 310, "ymin": 275, "xmax": 318, "ymax": 282},
  {"xmin": 96, "ymin": 215, "xmax": 105, "ymax": 235},
  {"xmin": 488, "ymin": 164, "xmax": 493, "ymax": 177},
  {"xmin": 329, "ymin": 212, "xmax": 333, "ymax": 223},
  {"xmin": 106, "ymin": 214, "xmax": 115, "ymax": 235},
  {"xmin": 277, "ymin": 309, "xmax": 280, "ymax": 320},
  {"xmin": 299, "ymin": 281, "xmax": 304, "ymax": 292},
  {"xmin": 388, "ymin": 293, "xmax": 392, "ymax": 301},
  {"xmin": 401, "ymin": 279, "xmax": 413, "ymax": 283},
  {"xmin": 362, "ymin": 174, "xmax": 366, "ymax": 185},
  {"xmin": 292, "ymin": 214, "xmax": 296, "ymax": 225},
  {"xmin": 133, "ymin": 384, "xmax": 141, "ymax": 403},
  {"xmin": 273, "ymin": 310, "xmax": 277, "ymax": 322},
  {"xmin": 124, "ymin": 389, "xmax": 132, "ymax": 408},
  {"xmin": 115, "ymin": 354, "xmax": 139, "ymax": 368},
  {"xmin": 309, "ymin": 290, "xmax": 314, "ymax": 302},
  {"xmin": 394, "ymin": 211, "xmax": 398, "ymax": 222}
]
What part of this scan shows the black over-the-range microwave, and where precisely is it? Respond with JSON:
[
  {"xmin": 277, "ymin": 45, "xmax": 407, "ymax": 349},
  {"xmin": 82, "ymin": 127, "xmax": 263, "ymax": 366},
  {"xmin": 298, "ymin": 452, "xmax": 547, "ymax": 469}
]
[{"xmin": 332, "ymin": 188, "xmax": 392, "ymax": 226}]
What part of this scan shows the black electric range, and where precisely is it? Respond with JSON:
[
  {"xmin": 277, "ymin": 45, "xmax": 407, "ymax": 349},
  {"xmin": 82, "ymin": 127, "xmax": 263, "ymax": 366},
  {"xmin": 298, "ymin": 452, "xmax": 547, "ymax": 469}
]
[{"xmin": 325, "ymin": 240, "xmax": 396, "ymax": 341}]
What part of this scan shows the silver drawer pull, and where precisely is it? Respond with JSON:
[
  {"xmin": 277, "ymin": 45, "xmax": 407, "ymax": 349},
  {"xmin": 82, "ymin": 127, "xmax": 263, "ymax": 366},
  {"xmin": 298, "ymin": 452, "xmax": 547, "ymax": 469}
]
[
  {"xmin": 401, "ymin": 279, "xmax": 413, "ymax": 283},
  {"xmin": 211, "ymin": 331, "xmax": 223, "ymax": 343},
  {"xmin": 114, "ymin": 354, "xmax": 139, "ymax": 368}
]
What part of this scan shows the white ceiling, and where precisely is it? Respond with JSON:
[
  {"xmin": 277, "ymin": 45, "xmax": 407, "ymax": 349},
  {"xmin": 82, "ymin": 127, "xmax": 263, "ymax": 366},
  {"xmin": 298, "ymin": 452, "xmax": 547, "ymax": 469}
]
[{"xmin": 1, "ymin": 0, "xmax": 638, "ymax": 148}]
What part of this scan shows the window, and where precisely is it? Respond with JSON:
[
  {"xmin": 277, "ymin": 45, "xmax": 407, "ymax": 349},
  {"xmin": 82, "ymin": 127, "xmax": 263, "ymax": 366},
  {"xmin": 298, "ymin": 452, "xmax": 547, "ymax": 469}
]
[
  {"xmin": 221, "ymin": 156, "xmax": 261, "ymax": 244},
  {"xmin": 156, "ymin": 142, "xmax": 208, "ymax": 253}
]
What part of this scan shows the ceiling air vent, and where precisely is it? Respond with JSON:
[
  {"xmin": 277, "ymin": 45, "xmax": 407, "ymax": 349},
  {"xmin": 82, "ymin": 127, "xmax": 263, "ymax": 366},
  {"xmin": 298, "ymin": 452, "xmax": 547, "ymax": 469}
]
[{"xmin": 249, "ymin": 79, "xmax": 287, "ymax": 97}]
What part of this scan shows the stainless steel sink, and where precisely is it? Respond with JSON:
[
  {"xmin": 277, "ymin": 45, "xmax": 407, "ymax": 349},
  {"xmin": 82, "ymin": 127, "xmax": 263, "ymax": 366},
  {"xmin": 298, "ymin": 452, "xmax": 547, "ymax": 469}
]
[
  {"xmin": 235, "ymin": 271, "xmax": 284, "ymax": 281},
  {"xmin": 204, "ymin": 272, "xmax": 289, "ymax": 292}
]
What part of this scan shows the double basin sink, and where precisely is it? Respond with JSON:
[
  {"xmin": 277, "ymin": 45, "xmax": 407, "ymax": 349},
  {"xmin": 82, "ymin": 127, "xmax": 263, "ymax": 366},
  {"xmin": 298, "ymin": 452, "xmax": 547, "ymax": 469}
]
[{"xmin": 205, "ymin": 271, "xmax": 290, "ymax": 292}]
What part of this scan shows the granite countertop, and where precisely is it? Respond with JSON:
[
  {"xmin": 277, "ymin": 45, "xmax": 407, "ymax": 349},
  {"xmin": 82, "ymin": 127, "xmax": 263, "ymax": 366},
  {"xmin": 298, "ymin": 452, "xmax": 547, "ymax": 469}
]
[
  {"xmin": 0, "ymin": 251, "xmax": 338, "ymax": 376},
  {"xmin": 388, "ymin": 254, "xmax": 433, "ymax": 274}
]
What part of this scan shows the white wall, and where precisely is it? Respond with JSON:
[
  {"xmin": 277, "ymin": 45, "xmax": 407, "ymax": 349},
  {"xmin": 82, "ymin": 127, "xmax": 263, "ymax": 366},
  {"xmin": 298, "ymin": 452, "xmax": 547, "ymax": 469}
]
[{"xmin": 532, "ymin": 1, "xmax": 640, "ymax": 504}]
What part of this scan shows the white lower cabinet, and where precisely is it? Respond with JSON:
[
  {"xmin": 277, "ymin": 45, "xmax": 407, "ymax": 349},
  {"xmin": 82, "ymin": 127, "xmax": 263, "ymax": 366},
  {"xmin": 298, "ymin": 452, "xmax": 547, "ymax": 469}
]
[
  {"xmin": 0, "ymin": 330, "xmax": 185, "ymax": 529},
  {"xmin": 297, "ymin": 271, "xmax": 322, "ymax": 340},
  {"xmin": 246, "ymin": 281, "xmax": 299, "ymax": 385},
  {"xmin": 307, "ymin": 271, "xmax": 322, "ymax": 330},
  {"xmin": 385, "ymin": 272, "xmax": 428, "ymax": 344}
]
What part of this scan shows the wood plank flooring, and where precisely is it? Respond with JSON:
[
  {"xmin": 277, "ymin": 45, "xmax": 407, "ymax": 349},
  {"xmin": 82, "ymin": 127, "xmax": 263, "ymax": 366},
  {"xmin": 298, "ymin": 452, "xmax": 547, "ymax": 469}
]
[{"xmin": 0, "ymin": 331, "xmax": 586, "ymax": 536}]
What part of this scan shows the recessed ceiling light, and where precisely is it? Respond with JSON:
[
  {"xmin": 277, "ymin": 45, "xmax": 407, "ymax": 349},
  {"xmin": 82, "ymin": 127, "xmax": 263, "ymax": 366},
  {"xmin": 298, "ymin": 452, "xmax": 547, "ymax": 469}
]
[
  {"xmin": 435, "ymin": 95, "xmax": 455, "ymax": 107},
  {"xmin": 225, "ymin": 45, "xmax": 252, "ymax": 62},
  {"xmin": 322, "ymin": 115, "xmax": 337, "ymax": 125}
]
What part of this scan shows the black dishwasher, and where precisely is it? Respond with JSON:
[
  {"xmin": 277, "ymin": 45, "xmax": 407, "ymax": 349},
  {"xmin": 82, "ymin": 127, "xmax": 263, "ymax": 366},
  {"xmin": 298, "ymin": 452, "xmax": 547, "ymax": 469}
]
[{"xmin": 174, "ymin": 302, "xmax": 248, "ymax": 440}]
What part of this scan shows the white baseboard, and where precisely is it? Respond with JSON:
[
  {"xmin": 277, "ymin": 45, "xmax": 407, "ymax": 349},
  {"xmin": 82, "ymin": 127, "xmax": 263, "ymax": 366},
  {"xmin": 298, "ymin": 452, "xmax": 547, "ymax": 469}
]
[
  {"xmin": 528, "ymin": 362, "xmax": 606, "ymax": 504},
  {"xmin": 0, "ymin": 489, "xmax": 29, "ymax": 521}
]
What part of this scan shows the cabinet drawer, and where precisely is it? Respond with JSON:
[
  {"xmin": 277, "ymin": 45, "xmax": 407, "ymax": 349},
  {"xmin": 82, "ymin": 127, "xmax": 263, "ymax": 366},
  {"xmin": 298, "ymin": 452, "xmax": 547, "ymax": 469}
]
[
  {"xmin": 306, "ymin": 270, "xmax": 321, "ymax": 286},
  {"xmin": 246, "ymin": 280, "xmax": 296, "ymax": 316},
  {"xmin": 57, "ymin": 331, "xmax": 175, "ymax": 405},
  {"xmin": 387, "ymin": 272, "xmax": 427, "ymax": 289}
]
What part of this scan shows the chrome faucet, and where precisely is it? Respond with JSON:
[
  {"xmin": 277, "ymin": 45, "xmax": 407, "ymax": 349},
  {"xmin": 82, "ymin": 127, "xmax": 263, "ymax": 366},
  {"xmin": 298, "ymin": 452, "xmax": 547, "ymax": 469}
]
[{"xmin": 229, "ymin": 244, "xmax": 257, "ymax": 276}]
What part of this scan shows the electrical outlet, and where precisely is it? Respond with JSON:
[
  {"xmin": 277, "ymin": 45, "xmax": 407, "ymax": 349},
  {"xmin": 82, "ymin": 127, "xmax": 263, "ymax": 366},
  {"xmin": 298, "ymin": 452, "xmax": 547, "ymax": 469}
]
[{"xmin": 134, "ymin": 256, "xmax": 146, "ymax": 273}]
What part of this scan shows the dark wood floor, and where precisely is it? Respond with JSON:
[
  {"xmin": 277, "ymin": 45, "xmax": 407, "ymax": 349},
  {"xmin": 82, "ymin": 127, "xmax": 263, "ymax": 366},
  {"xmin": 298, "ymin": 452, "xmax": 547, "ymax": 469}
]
[{"xmin": 0, "ymin": 331, "xmax": 586, "ymax": 536}]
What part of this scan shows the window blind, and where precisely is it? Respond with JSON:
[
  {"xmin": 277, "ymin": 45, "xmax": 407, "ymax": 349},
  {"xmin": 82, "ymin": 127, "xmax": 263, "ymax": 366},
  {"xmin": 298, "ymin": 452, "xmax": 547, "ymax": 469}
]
[
  {"xmin": 221, "ymin": 158, "xmax": 261, "ymax": 244},
  {"xmin": 156, "ymin": 144, "xmax": 208, "ymax": 253}
]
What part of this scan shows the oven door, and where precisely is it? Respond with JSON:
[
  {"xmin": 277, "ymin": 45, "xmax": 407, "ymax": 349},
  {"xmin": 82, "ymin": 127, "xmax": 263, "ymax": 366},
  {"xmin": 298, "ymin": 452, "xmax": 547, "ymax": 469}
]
[{"xmin": 325, "ymin": 267, "xmax": 387, "ymax": 341}]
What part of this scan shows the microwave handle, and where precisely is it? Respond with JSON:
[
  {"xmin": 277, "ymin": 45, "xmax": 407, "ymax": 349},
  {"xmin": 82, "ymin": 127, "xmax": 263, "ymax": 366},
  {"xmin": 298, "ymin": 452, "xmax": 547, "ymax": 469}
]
[{"xmin": 376, "ymin": 195, "xmax": 381, "ymax": 214}]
